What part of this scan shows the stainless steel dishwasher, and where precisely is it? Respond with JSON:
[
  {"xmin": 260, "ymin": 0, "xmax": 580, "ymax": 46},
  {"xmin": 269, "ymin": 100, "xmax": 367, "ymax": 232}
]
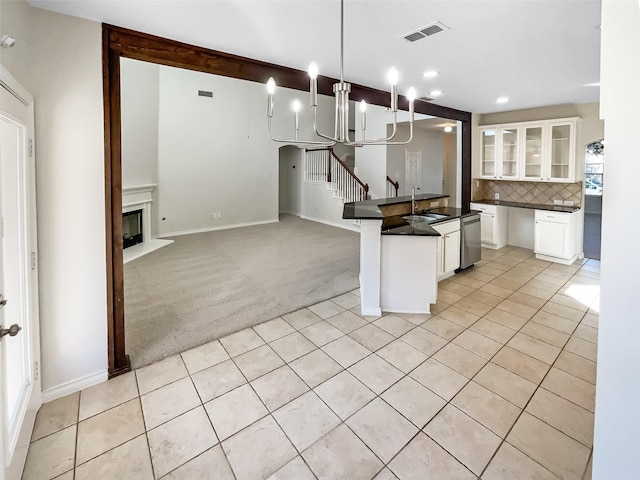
[{"xmin": 459, "ymin": 213, "xmax": 481, "ymax": 270}]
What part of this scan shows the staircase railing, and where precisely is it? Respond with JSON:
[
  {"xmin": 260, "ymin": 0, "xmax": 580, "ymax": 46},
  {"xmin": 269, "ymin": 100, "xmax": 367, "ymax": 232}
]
[
  {"xmin": 386, "ymin": 176, "xmax": 400, "ymax": 197},
  {"xmin": 305, "ymin": 148, "xmax": 369, "ymax": 203}
]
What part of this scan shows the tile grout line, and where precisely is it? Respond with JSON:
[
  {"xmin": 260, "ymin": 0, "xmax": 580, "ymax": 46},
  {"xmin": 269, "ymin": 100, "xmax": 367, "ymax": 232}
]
[{"xmin": 32, "ymin": 247, "xmax": 599, "ymax": 480}]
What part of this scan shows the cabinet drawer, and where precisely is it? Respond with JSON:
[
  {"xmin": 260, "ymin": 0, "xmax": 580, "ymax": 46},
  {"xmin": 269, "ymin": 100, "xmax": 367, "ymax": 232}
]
[
  {"xmin": 470, "ymin": 203, "xmax": 497, "ymax": 215},
  {"xmin": 431, "ymin": 219, "xmax": 460, "ymax": 236},
  {"xmin": 535, "ymin": 210, "xmax": 571, "ymax": 224}
]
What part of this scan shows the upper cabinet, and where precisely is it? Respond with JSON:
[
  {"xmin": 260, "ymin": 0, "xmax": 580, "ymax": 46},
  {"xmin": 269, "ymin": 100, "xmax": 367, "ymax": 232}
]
[
  {"xmin": 480, "ymin": 126, "xmax": 520, "ymax": 180},
  {"xmin": 478, "ymin": 118, "xmax": 579, "ymax": 183}
]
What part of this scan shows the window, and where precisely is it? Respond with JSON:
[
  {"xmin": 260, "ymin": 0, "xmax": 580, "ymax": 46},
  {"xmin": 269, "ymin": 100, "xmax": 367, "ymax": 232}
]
[{"xmin": 585, "ymin": 140, "xmax": 604, "ymax": 196}]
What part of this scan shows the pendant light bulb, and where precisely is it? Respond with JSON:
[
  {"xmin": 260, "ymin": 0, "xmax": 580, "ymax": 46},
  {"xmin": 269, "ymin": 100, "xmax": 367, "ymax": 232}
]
[
  {"xmin": 308, "ymin": 62, "xmax": 319, "ymax": 80},
  {"xmin": 359, "ymin": 100, "xmax": 367, "ymax": 113},
  {"xmin": 292, "ymin": 99, "xmax": 301, "ymax": 112},
  {"xmin": 388, "ymin": 67, "xmax": 399, "ymax": 86},
  {"xmin": 266, "ymin": 77, "xmax": 276, "ymax": 94},
  {"xmin": 407, "ymin": 87, "xmax": 417, "ymax": 102}
]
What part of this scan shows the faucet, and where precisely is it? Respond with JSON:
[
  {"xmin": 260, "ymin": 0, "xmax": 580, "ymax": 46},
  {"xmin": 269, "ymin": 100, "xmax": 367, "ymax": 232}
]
[{"xmin": 411, "ymin": 187, "xmax": 416, "ymax": 214}]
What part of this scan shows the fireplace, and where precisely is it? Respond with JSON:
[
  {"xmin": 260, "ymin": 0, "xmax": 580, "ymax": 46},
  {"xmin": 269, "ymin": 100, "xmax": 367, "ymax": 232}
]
[{"xmin": 123, "ymin": 209, "xmax": 143, "ymax": 249}]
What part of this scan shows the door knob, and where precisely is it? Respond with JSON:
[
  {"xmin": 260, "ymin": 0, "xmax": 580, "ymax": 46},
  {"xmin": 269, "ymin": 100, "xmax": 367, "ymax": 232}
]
[
  {"xmin": 1, "ymin": 324, "xmax": 21, "ymax": 339},
  {"xmin": 0, "ymin": 294, "xmax": 6, "ymax": 307}
]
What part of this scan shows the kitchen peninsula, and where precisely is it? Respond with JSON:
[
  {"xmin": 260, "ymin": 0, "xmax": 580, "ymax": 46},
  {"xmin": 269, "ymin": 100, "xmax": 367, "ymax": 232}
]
[{"xmin": 343, "ymin": 194, "xmax": 477, "ymax": 316}]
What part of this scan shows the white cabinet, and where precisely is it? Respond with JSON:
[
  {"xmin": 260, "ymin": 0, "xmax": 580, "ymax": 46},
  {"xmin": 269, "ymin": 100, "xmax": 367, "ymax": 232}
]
[
  {"xmin": 479, "ymin": 126, "xmax": 520, "ymax": 180},
  {"xmin": 534, "ymin": 210, "xmax": 579, "ymax": 264},
  {"xmin": 471, "ymin": 203, "xmax": 508, "ymax": 249},
  {"xmin": 547, "ymin": 121, "xmax": 575, "ymax": 182},
  {"xmin": 432, "ymin": 219, "xmax": 460, "ymax": 280},
  {"xmin": 478, "ymin": 118, "xmax": 579, "ymax": 183}
]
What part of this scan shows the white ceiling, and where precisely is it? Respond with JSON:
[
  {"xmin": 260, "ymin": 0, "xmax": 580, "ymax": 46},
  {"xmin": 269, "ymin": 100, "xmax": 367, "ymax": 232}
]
[{"xmin": 27, "ymin": 0, "xmax": 602, "ymax": 114}]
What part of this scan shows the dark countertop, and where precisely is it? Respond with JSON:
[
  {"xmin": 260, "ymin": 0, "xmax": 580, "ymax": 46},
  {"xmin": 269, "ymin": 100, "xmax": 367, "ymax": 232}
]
[
  {"xmin": 471, "ymin": 199, "xmax": 580, "ymax": 213},
  {"xmin": 343, "ymin": 193, "xmax": 451, "ymax": 220},
  {"xmin": 381, "ymin": 207, "xmax": 480, "ymax": 236}
]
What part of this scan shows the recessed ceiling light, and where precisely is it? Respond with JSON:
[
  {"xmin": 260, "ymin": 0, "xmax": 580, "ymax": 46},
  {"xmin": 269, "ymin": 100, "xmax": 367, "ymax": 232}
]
[
  {"xmin": 430, "ymin": 90, "xmax": 442, "ymax": 97},
  {"xmin": 444, "ymin": 125, "xmax": 453, "ymax": 133},
  {"xmin": 496, "ymin": 96, "xmax": 509, "ymax": 104},
  {"xmin": 423, "ymin": 70, "xmax": 438, "ymax": 78},
  {"xmin": 583, "ymin": 82, "xmax": 600, "ymax": 87}
]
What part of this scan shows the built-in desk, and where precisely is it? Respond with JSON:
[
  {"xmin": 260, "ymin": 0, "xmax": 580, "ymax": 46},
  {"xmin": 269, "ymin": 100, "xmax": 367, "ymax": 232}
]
[{"xmin": 471, "ymin": 199, "xmax": 582, "ymax": 264}]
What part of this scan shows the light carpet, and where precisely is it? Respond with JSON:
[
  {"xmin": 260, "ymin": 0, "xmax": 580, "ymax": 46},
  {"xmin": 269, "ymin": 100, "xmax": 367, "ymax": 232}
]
[{"xmin": 124, "ymin": 214, "xmax": 360, "ymax": 368}]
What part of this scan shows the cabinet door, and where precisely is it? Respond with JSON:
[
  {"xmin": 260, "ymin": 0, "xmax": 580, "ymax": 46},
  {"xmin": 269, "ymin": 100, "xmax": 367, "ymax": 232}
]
[
  {"xmin": 499, "ymin": 127, "xmax": 519, "ymax": 179},
  {"xmin": 480, "ymin": 213, "xmax": 495, "ymax": 244},
  {"xmin": 480, "ymin": 129, "xmax": 497, "ymax": 178},
  {"xmin": 547, "ymin": 122, "xmax": 574, "ymax": 182},
  {"xmin": 535, "ymin": 220, "xmax": 567, "ymax": 257},
  {"xmin": 522, "ymin": 125, "xmax": 544, "ymax": 180},
  {"xmin": 443, "ymin": 230, "xmax": 461, "ymax": 273}
]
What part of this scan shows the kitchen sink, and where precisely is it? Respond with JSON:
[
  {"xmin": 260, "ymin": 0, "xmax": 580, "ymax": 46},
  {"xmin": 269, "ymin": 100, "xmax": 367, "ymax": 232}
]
[
  {"xmin": 402, "ymin": 215, "xmax": 433, "ymax": 223},
  {"xmin": 401, "ymin": 212, "xmax": 449, "ymax": 223}
]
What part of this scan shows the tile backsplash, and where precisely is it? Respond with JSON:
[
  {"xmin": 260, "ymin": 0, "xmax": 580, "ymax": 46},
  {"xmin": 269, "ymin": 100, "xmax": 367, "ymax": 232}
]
[{"xmin": 473, "ymin": 179, "xmax": 582, "ymax": 207}]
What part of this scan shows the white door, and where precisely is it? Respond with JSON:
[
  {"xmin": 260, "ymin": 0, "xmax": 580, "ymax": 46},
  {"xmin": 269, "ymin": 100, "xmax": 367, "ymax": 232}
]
[
  {"xmin": 404, "ymin": 150, "xmax": 422, "ymax": 195},
  {"xmin": 1, "ymin": 67, "xmax": 41, "ymax": 480}
]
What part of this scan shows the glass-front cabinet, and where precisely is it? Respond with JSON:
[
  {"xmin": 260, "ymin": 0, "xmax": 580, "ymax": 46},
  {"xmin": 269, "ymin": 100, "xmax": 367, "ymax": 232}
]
[
  {"xmin": 480, "ymin": 126, "xmax": 520, "ymax": 179},
  {"xmin": 500, "ymin": 127, "xmax": 519, "ymax": 179},
  {"xmin": 480, "ymin": 129, "xmax": 497, "ymax": 178},
  {"xmin": 478, "ymin": 118, "xmax": 579, "ymax": 183},
  {"xmin": 547, "ymin": 121, "xmax": 575, "ymax": 182},
  {"xmin": 522, "ymin": 125, "xmax": 544, "ymax": 180}
]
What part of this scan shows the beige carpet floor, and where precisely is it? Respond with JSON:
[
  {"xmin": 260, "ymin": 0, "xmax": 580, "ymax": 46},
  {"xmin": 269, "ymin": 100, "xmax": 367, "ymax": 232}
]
[{"xmin": 124, "ymin": 214, "xmax": 360, "ymax": 368}]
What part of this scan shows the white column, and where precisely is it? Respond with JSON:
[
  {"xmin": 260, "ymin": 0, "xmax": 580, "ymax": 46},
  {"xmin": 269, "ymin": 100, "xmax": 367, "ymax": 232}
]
[{"xmin": 359, "ymin": 220, "xmax": 383, "ymax": 316}]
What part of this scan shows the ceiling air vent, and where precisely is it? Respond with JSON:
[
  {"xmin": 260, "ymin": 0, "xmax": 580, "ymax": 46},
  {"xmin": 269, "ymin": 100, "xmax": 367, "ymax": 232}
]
[{"xmin": 402, "ymin": 21, "xmax": 450, "ymax": 42}]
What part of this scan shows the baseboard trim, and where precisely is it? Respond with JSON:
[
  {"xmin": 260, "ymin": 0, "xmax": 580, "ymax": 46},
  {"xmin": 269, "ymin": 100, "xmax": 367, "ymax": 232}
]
[
  {"xmin": 361, "ymin": 306, "xmax": 382, "ymax": 316},
  {"xmin": 42, "ymin": 369, "xmax": 108, "ymax": 403},
  {"xmin": 158, "ymin": 219, "xmax": 279, "ymax": 238},
  {"xmin": 535, "ymin": 252, "xmax": 579, "ymax": 265},
  {"xmin": 299, "ymin": 215, "xmax": 360, "ymax": 232}
]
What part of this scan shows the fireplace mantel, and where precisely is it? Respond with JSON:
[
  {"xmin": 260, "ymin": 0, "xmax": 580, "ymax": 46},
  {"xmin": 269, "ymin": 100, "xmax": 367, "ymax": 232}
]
[{"xmin": 122, "ymin": 184, "xmax": 172, "ymax": 263}]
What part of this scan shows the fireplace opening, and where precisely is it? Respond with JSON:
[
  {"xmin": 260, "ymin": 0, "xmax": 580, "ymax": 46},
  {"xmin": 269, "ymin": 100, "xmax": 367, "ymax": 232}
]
[{"xmin": 123, "ymin": 209, "xmax": 143, "ymax": 249}]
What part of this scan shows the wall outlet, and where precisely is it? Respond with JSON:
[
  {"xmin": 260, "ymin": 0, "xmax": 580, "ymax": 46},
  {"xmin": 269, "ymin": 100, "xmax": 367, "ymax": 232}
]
[
  {"xmin": 553, "ymin": 199, "xmax": 563, "ymax": 205},
  {"xmin": 430, "ymin": 201, "xmax": 439, "ymax": 208},
  {"xmin": 476, "ymin": 180, "xmax": 480, "ymax": 188},
  {"xmin": 563, "ymin": 200, "xmax": 574, "ymax": 206},
  {"xmin": 210, "ymin": 213, "xmax": 216, "ymax": 219},
  {"xmin": 494, "ymin": 192, "xmax": 500, "ymax": 200}
]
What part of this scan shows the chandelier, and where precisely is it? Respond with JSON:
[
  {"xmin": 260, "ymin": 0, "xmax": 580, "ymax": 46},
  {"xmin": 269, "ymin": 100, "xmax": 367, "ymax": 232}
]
[{"xmin": 266, "ymin": 0, "xmax": 416, "ymax": 147}]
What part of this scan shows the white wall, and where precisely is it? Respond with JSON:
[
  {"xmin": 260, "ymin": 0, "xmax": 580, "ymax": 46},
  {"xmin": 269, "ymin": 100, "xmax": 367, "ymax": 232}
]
[
  {"xmin": 354, "ymin": 104, "xmax": 390, "ymax": 198},
  {"xmin": 593, "ymin": 1, "xmax": 640, "ymax": 478},
  {"xmin": 0, "ymin": 1, "xmax": 108, "ymax": 396},
  {"xmin": 300, "ymin": 181, "xmax": 359, "ymax": 231},
  {"xmin": 156, "ymin": 66, "xmax": 277, "ymax": 235},
  {"xmin": 121, "ymin": 58, "xmax": 159, "ymax": 186},
  {"xmin": 154, "ymin": 65, "xmax": 349, "ymax": 236},
  {"xmin": 387, "ymin": 125, "xmax": 444, "ymax": 197}
]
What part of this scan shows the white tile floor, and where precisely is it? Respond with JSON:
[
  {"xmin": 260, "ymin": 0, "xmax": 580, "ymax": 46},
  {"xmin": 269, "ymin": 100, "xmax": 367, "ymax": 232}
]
[{"xmin": 23, "ymin": 247, "xmax": 598, "ymax": 480}]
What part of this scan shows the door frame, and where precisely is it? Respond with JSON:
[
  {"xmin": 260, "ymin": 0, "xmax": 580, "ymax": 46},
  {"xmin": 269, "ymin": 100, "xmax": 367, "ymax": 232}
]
[
  {"xmin": 0, "ymin": 63, "xmax": 41, "ymax": 479},
  {"xmin": 102, "ymin": 24, "xmax": 473, "ymax": 375}
]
